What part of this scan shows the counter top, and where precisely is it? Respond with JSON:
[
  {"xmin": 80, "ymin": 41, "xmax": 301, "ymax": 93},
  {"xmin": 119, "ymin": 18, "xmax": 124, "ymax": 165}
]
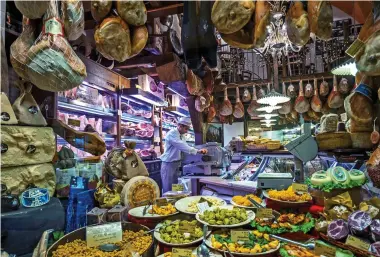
[{"xmin": 199, "ymin": 177, "xmax": 257, "ymax": 191}]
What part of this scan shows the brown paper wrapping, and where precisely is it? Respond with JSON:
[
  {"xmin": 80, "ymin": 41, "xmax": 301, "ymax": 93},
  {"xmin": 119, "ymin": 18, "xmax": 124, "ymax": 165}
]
[
  {"xmin": 324, "ymin": 192, "xmax": 355, "ymax": 220},
  {"xmin": 359, "ymin": 197, "xmax": 380, "ymax": 219}
]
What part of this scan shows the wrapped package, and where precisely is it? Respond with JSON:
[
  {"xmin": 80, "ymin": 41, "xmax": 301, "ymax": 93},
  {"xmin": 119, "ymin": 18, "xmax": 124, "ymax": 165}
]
[
  {"xmin": 116, "ymin": 0, "xmax": 147, "ymax": 26},
  {"xmin": 12, "ymin": 82, "xmax": 47, "ymax": 126},
  {"xmin": 348, "ymin": 210, "xmax": 372, "ymax": 236},
  {"xmin": 91, "ymin": 0, "xmax": 112, "ymax": 22},
  {"xmin": 1, "ymin": 126, "xmax": 55, "ymax": 167},
  {"xmin": 26, "ymin": 0, "xmax": 86, "ymax": 92},
  {"xmin": 14, "ymin": 0, "xmax": 49, "ymax": 19},
  {"xmin": 61, "ymin": 0, "xmax": 85, "ymax": 41},
  {"xmin": 94, "ymin": 184, "xmax": 120, "ymax": 209},
  {"xmin": 10, "ymin": 17, "xmax": 37, "ymax": 80},
  {"xmin": 95, "ymin": 17, "xmax": 132, "ymax": 62},
  {"xmin": 360, "ymin": 198, "xmax": 380, "ymax": 219},
  {"xmin": 1, "ymin": 163, "xmax": 56, "ymax": 197},
  {"xmin": 370, "ymin": 219, "xmax": 380, "ymax": 242},
  {"xmin": 327, "ymin": 219, "xmax": 349, "ymax": 240},
  {"xmin": 324, "ymin": 192, "xmax": 355, "ymax": 220}
]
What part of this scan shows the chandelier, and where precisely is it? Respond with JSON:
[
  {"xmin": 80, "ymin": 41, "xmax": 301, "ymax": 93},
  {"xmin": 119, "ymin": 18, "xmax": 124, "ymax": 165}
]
[{"xmin": 257, "ymin": 1, "xmax": 301, "ymax": 58}]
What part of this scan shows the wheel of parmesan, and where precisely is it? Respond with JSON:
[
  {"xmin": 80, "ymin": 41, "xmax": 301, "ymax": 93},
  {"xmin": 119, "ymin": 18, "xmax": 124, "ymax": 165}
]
[{"xmin": 121, "ymin": 176, "xmax": 160, "ymax": 209}]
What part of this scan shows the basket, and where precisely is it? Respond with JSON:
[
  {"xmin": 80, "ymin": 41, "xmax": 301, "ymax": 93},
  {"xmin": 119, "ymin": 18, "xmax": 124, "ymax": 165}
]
[
  {"xmin": 267, "ymin": 142, "xmax": 281, "ymax": 150},
  {"xmin": 319, "ymin": 233, "xmax": 373, "ymax": 257},
  {"xmin": 246, "ymin": 144, "xmax": 267, "ymax": 150}
]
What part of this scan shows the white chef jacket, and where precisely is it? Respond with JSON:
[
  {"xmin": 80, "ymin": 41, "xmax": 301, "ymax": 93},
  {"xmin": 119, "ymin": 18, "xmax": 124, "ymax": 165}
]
[{"xmin": 159, "ymin": 128, "xmax": 197, "ymax": 162}]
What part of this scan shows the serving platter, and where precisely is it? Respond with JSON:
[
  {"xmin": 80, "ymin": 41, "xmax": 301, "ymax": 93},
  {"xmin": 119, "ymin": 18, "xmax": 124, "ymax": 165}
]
[
  {"xmin": 157, "ymin": 249, "xmax": 223, "ymax": 257},
  {"xmin": 175, "ymin": 196, "xmax": 226, "ymax": 214},
  {"xmin": 195, "ymin": 205, "xmax": 255, "ymax": 228},
  {"xmin": 128, "ymin": 205, "xmax": 179, "ymax": 219},
  {"xmin": 262, "ymin": 190, "xmax": 311, "ymax": 204}
]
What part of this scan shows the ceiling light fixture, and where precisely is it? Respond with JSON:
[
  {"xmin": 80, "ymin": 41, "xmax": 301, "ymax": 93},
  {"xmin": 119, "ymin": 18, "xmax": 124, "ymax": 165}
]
[
  {"xmin": 257, "ymin": 83, "xmax": 290, "ymax": 106},
  {"xmin": 260, "ymin": 119, "xmax": 276, "ymax": 123},
  {"xmin": 331, "ymin": 58, "xmax": 357, "ymax": 76},
  {"xmin": 258, "ymin": 113, "xmax": 279, "ymax": 119},
  {"xmin": 257, "ymin": 105, "xmax": 281, "ymax": 113}
]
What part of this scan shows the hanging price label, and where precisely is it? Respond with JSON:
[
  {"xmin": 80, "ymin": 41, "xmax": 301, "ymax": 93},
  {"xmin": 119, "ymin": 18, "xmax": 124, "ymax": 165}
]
[
  {"xmin": 231, "ymin": 230, "xmax": 250, "ymax": 242},
  {"xmin": 68, "ymin": 118, "xmax": 81, "ymax": 127},
  {"xmin": 178, "ymin": 222, "xmax": 197, "ymax": 235},
  {"xmin": 172, "ymin": 184, "xmax": 184, "ymax": 191},
  {"xmin": 314, "ymin": 242, "xmax": 336, "ymax": 257},
  {"xmin": 172, "ymin": 248, "xmax": 193, "ymax": 257},
  {"xmin": 256, "ymin": 208, "xmax": 273, "ymax": 219},
  {"xmin": 346, "ymin": 39, "xmax": 365, "ymax": 58},
  {"xmin": 345, "ymin": 235, "xmax": 370, "ymax": 251},
  {"xmin": 292, "ymin": 183, "xmax": 308, "ymax": 192},
  {"xmin": 155, "ymin": 198, "xmax": 168, "ymax": 207}
]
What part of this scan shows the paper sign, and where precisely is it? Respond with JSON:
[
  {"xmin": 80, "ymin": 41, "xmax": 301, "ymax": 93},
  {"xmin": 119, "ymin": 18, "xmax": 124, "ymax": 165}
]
[
  {"xmin": 315, "ymin": 242, "xmax": 336, "ymax": 257},
  {"xmin": 256, "ymin": 208, "xmax": 273, "ymax": 219},
  {"xmin": 178, "ymin": 222, "xmax": 197, "ymax": 235},
  {"xmin": 68, "ymin": 118, "xmax": 81, "ymax": 127},
  {"xmin": 86, "ymin": 222, "xmax": 122, "ymax": 247},
  {"xmin": 197, "ymin": 202, "xmax": 209, "ymax": 213},
  {"xmin": 172, "ymin": 184, "xmax": 184, "ymax": 191},
  {"xmin": 292, "ymin": 183, "xmax": 308, "ymax": 192},
  {"xmin": 346, "ymin": 39, "xmax": 365, "ymax": 58},
  {"xmin": 231, "ymin": 230, "xmax": 250, "ymax": 242},
  {"xmin": 172, "ymin": 248, "xmax": 193, "ymax": 257},
  {"xmin": 345, "ymin": 235, "xmax": 370, "ymax": 251},
  {"xmin": 199, "ymin": 197, "xmax": 213, "ymax": 205},
  {"xmin": 155, "ymin": 198, "xmax": 168, "ymax": 207}
]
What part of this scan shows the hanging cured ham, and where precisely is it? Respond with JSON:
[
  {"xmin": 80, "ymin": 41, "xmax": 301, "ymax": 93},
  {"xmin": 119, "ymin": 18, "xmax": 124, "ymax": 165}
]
[
  {"xmin": 186, "ymin": 69, "xmax": 204, "ymax": 96},
  {"xmin": 242, "ymin": 87, "xmax": 251, "ymax": 102},
  {"xmin": 319, "ymin": 79, "xmax": 330, "ymax": 97},
  {"xmin": 305, "ymin": 80, "xmax": 313, "ymax": 98},
  {"xmin": 338, "ymin": 78, "xmax": 351, "ymax": 94},
  {"xmin": 233, "ymin": 87, "xmax": 245, "ymax": 119},
  {"xmin": 254, "ymin": 1, "xmax": 270, "ymax": 48},
  {"xmin": 278, "ymin": 82, "xmax": 292, "ymax": 115},
  {"xmin": 220, "ymin": 20, "xmax": 255, "ymax": 50},
  {"xmin": 287, "ymin": 82, "xmax": 297, "ymax": 98},
  {"xmin": 195, "ymin": 95, "xmax": 208, "ymax": 112},
  {"xmin": 308, "ymin": 1, "xmax": 333, "ymax": 40},
  {"xmin": 207, "ymin": 97, "xmax": 216, "ymax": 123},
  {"xmin": 311, "ymin": 78, "xmax": 322, "ymax": 112},
  {"xmin": 286, "ymin": 1, "xmax": 310, "ymax": 46},
  {"xmin": 131, "ymin": 25, "xmax": 149, "ymax": 57},
  {"xmin": 61, "ymin": 0, "xmax": 84, "ymax": 41},
  {"xmin": 247, "ymin": 85, "xmax": 260, "ymax": 117},
  {"xmin": 91, "ymin": 0, "xmax": 112, "ymax": 22},
  {"xmin": 328, "ymin": 75, "xmax": 344, "ymax": 109},
  {"xmin": 220, "ymin": 88, "xmax": 233, "ymax": 116},
  {"xmin": 116, "ymin": 0, "xmax": 147, "ymax": 26},
  {"xmin": 294, "ymin": 80, "xmax": 310, "ymax": 113},
  {"xmin": 14, "ymin": 0, "xmax": 49, "ymax": 19}
]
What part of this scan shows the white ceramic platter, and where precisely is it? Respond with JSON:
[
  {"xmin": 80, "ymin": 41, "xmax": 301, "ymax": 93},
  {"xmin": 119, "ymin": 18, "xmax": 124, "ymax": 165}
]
[
  {"xmin": 175, "ymin": 196, "xmax": 226, "ymax": 215},
  {"xmin": 128, "ymin": 205, "xmax": 179, "ymax": 219},
  {"xmin": 195, "ymin": 205, "xmax": 255, "ymax": 228}
]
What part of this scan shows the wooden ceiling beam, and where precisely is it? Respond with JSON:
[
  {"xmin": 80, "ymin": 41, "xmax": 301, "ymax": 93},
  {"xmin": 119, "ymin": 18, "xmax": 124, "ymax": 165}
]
[{"xmin": 114, "ymin": 53, "xmax": 175, "ymax": 69}]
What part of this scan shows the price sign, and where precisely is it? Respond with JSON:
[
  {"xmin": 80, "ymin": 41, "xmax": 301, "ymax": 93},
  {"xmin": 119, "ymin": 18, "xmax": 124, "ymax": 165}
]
[
  {"xmin": 256, "ymin": 208, "xmax": 273, "ymax": 219},
  {"xmin": 292, "ymin": 183, "xmax": 308, "ymax": 192},
  {"xmin": 155, "ymin": 198, "xmax": 168, "ymax": 207},
  {"xmin": 172, "ymin": 184, "xmax": 184, "ymax": 191},
  {"xmin": 345, "ymin": 235, "xmax": 370, "ymax": 251},
  {"xmin": 231, "ymin": 230, "xmax": 250, "ymax": 242},
  {"xmin": 86, "ymin": 222, "xmax": 122, "ymax": 247},
  {"xmin": 315, "ymin": 242, "xmax": 336, "ymax": 257},
  {"xmin": 172, "ymin": 248, "xmax": 193, "ymax": 257},
  {"xmin": 197, "ymin": 202, "xmax": 209, "ymax": 213},
  {"xmin": 178, "ymin": 222, "xmax": 197, "ymax": 235},
  {"xmin": 68, "ymin": 118, "xmax": 81, "ymax": 127},
  {"xmin": 346, "ymin": 39, "xmax": 365, "ymax": 58}
]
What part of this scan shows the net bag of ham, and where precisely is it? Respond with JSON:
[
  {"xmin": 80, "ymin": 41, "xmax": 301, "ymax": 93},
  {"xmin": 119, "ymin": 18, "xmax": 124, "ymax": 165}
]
[
  {"xmin": 247, "ymin": 85, "xmax": 260, "ymax": 117},
  {"xmin": 14, "ymin": 0, "xmax": 49, "ymax": 19},
  {"xmin": 311, "ymin": 78, "xmax": 322, "ymax": 112},
  {"xmin": 286, "ymin": 1, "xmax": 310, "ymax": 47},
  {"xmin": 61, "ymin": 0, "xmax": 84, "ymax": 41},
  {"xmin": 220, "ymin": 88, "xmax": 233, "ymax": 116},
  {"xmin": 308, "ymin": 1, "xmax": 333, "ymax": 40},
  {"xmin": 279, "ymin": 82, "xmax": 292, "ymax": 115},
  {"xmin": 25, "ymin": 0, "xmax": 86, "ymax": 92},
  {"xmin": 328, "ymin": 75, "xmax": 344, "ymax": 109},
  {"xmin": 294, "ymin": 80, "xmax": 310, "ymax": 113},
  {"xmin": 319, "ymin": 79, "xmax": 330, "ymax": 97},
  {"xmin": 233, "ymin": 87, "xmax": 245, "ymax": 119}
]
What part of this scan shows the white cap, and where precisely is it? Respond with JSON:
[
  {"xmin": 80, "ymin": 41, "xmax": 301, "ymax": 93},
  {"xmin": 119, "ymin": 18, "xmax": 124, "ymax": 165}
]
[{"xmin": 178, "ymin": 117, "xmax": 192, "ymax": 127}]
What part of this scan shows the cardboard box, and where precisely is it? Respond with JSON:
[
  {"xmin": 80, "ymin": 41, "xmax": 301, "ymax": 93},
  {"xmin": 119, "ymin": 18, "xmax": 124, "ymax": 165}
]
[
  {"xmin": 107, "ymin": 205, "xmax": 129, "ymax": 222},
  {"xmin": 87, "ymin": 207, "xmax": 108, "ymax": 225}
]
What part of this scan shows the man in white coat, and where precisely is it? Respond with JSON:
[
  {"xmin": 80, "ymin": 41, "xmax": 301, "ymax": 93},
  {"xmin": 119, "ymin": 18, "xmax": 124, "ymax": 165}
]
[{"xmin": 159, "ymin": 117, "xmax": 207, "ymax": 193}]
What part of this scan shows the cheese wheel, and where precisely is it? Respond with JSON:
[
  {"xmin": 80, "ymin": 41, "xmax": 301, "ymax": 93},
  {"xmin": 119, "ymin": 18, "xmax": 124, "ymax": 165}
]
[
  {"xmin": 120, "ymin": 176, "xmax": 160, "ymax": 209},
  {"xmin": 348, "ymin": 169, "xmax": 366, "ymax": 185},
  {"xmin": 316, "ymin": 132, "xmax": 352, "ymax": 150},
  {"xmin": 311, "ymin": 171, "xmax": 332, "ymax": 186},
  {"xmin": 330, "ymin": 167, "xmax": 350, "ymax": 185},
  {"xmin": 350, "ymin": 132, "xmax": 372, "ymax": 149}
]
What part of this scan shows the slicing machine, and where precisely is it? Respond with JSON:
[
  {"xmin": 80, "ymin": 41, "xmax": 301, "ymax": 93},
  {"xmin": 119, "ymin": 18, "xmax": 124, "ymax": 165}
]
[{"xmin": 182, "ymin": 142, "xmax": 231, "ymax": 175}]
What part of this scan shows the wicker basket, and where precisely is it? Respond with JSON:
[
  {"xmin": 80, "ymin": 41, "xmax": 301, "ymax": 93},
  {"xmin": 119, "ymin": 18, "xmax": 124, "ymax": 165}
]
[
  {"xmin": 267, "ymin": 142, "xmax": 281, "ymax": 150},
  {"xmin": 246, "ymin": 144, "xmax": 267, "ymax": 150},
  {"xmin": 319, "ymin": 233, "xmax": 373, "ymax": 257}
]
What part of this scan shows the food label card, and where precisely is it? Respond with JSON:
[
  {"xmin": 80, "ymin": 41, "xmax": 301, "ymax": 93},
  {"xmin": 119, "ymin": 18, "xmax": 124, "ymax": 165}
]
[
  {"xmin": 231, "ymin": 230, "xmax": 250, "ymax": 242},
  {"xmin": 172, "ymin": 184, "xmax": 184, "ymax": 191},
  {"xmin": 68, "ymin": 118, "xmax": 81, "ymax": 127},
  {"xmin": 172, "ymin": 248, "xmax": 193, "ymax": 257},
  {"xmin": 292, "ymin": 183, "xmax": 308, "ymax": 192},
  {"xmin": 86, "ymin": 222, "xmax": 122, "ymax": 247},
  {"xmin": 155, "ymin": 198, "xmax": 168, "ymax": 207},
  {"xmin": 178, "ymin": 222, "xmax": 197, "ymax": 235},
  {"xmin": 345, "ymin": 235, "xmax": 370, "ymax": 251},
  {"xmin": 315, "ymin": 242, "xmax": 336, "ymax": 257},
  {"xmin": 197, "ymin": 202, "xmax": 209, "ymax": 213},
  {"xmin": 256, "ymin": 208, "xmax": 273, "ymax": 219}
]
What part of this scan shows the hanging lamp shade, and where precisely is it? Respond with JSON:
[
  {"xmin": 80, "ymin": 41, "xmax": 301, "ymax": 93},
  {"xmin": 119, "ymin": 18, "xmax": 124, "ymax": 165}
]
[
  {"xmin": 331, "ymin": 58, "xmax": 357, "ymax": 76},
  {"xmin": 258, "ymin": 113, "xmax": 279, "ymax": 119},
  {"xmin": 257, "ymin": 83, "xmax": 290, "ymax": 106},
  {"xmin": 257, "ymin": 105, "xmax": 281, "ymax": 113},
  {"xmin": 260, "ymin": 119, "xmax": 276, "ymax": 123}
]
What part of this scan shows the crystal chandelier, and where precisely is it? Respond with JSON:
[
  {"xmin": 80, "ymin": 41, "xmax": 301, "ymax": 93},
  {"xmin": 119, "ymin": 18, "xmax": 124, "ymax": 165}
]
[{"xmin": 257, "ymin": 0, "xmax": 301, "ymax": 58}]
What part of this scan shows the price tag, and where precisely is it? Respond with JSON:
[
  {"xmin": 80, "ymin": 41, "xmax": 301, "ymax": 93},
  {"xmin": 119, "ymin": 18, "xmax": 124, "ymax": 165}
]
[
  {"xmin": 292, "ymin": 183, "xmax": 308, "ymax": 192},
  {"xmin": 172, "ymin": 248, "xmax": 193, "ymax": 257},
  {"xmin": 86, "ymin": 222, "xmax": 122, "ymax": 247},
  {"xmin": 231, "ymin": 230, "xmax": 250, "ymax": 242},
  {"xmin": 172, "ymin": 184, "xmax": 184, "ymax": 191},
  {"xmin": 178, "ymin": 222, "xmax": 197, "ymax": 235},
  {"xmin": 197, "ymin": 202, "xmax": 209, "ymax": 213},
  {"xmin": 345, "ymin": 235, "xmax": 370, "ymax": 251},
  {"xmin": 155, "ymin": 198, "xmax": 168, "ymax": 207},
  {"xmin": 256, "ymin": 208, "xmax": 273, "ymax": 219},
  {"xmin": 346, "ymin": 39, "xmax": 365, "ymax": 58},
  {"xmin": 68, "ymin": 118, "xmax": 81, "ymax": 127},
  {"xmin": 315, "ymin": 242, "xmax": 336, "ymax": 257},
  {"xmin": 199, "ymin": 197, "xmax": 214, "ymax": 205}
]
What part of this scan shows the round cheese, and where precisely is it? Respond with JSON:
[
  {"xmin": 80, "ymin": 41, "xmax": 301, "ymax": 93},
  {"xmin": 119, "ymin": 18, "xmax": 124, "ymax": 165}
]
[
  {"xmin": 331, "ymin": 167, "xmax": 350, "ymax": 185},
  {"xmin": 348, "ymin": 169, "xmax": 366, "ymax": 185},
  {"xmin": 120, "ymin": 176, "xmax": 160, "ymax": 209},
  {"xmin": 311, "ymin": 170, "xmax": 332, "ymax": 186}
]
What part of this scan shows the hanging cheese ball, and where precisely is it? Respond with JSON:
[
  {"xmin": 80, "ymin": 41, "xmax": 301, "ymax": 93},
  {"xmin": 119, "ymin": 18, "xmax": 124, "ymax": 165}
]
[
  {"xmin": 116, "ymin": 0, "xmax": 147, "ymax": 26},
  {"xmin": 91, "ymin": 0, "xmax": 112, "ymax": 22}
]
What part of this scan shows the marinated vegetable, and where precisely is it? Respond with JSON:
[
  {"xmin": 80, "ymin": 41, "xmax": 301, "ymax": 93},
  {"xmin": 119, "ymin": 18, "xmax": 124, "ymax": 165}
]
[
  {"xmin": 52, "ymin": 230, "xmax": 152, "ymax": 257},
  {"xmin": 232, "ymin": 194, "xmax": 262, "ymax": 207},
  {"xmin": 149, "ymin": 203, "xmax": 177, "ymax": 215},
  {"xmin": 199, "ymin": 207, "xmax": 248, "ymax": 225},
  {"xmin": 159, "ymin": 220, "xmax": 203, "ymax": 244},
  {"xmin": 267, "ymin": 186, "xmax": 312, "ymax": 202},
  {"xmin": 187, "ymin": 197, "xmax": 224, "ymax": 213},
  {"xmin": 210, "ymin": 230, "xmax": 279, "ymax": 254}
]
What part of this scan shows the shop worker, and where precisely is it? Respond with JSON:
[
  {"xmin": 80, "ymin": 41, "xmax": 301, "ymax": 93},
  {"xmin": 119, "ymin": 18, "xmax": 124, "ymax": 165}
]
[{"xmin": 160, "ymin": 117, "xmax": 208, "ymax": 193}]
